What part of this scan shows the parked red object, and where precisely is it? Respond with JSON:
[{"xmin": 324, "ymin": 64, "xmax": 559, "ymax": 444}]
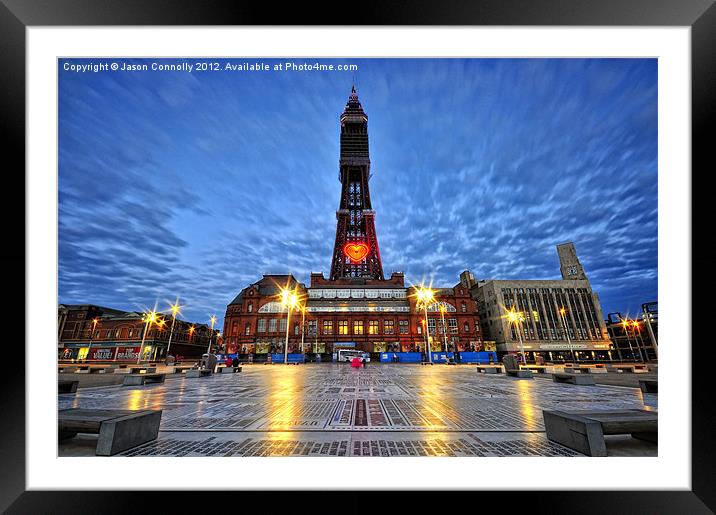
[
  {"xmin": 351, "ymin": 357, "xmax": 362, "ymax": 368},
  {"xmin": 225, "ymin": 357, "xmax": 233, "ymax": 367}
]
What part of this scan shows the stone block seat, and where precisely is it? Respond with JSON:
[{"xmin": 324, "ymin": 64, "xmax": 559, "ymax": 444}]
[
  {"xmin": 639, "ymin": 379, "xmax": 658, "ymax": 393},
  {"xmin": 543, "ymin": 409, "xmax": 657, "ymax": 456},
  {"xmin": 122, "ymin": 373, "xmax": 166, "ymax": 386},
  {"xmin": 58, "ymin": 408, "xmax": 162, "ymax": 456},
  {"xmin": 58, "ymin": 380, "xmax": 79, "ymax": 394},
  {"xmin": 552, "ymin": 373, "xmax": 596, "ymax": 385}
]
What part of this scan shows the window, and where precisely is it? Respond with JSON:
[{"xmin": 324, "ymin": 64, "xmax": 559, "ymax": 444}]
[
  {"xmin": 294, "ymin": 324, "xmax": 300, "ymax": 335},
  {"xmin": 417, "ymin": 324, "xmax": 422, "ymax": 335},
  {"xmin": 279, "ymin": 318, "xmax": 287, "ymax": 332},
  {"xmin": 427, "ymin": 318, "xmax": 437, "ymax": 334},
  {"xmin": 464, "ymin": 322, "xmax": 469, "ymax": 332},
  {"xmin": 353, "ymin": 321, "xmax": 364, "ymax": 335},
  {"xmin": 268, "ymin": 319, "xmax": 277, "ymax": 332},
  {"xmin": 247, "ymin": 302, "xmax": 253, "ymax": 313},
  {"xmin": 369, "ymin": 320, "xmax": 379, "ymax": 334},
  {"xmin": 323, "ymin": 320, "xmax": 333, "ymax": 335},
  {"xmin": 399, "ymin": 320, "xmax": 409, "ymax": 334},
  {"xmin": 449, "ymin": 318, "xmax": 458, "ymax": 334},
  {"xmin": 308, "ymin": 320, "xmax": 317, "ymax": 336},
  {"xmin": 245, "ymin": 324, "xmax": 251, "ymax": 335},
  {"xmin": 258, "ymin": 319, "xmax": 267, "ymax": 333},
  {"xmin": 384, "ymin": 320, "xmax": 395, "ymax": 334},
  {"xmin": 232, "ymin": 322, "xmax": 238, "ymax": 336},
  {"xmin": 339, "ymin": 320, "xmax": 349, "ymax": 335},
  {"xmin": 461, "ymin": 302, "xmax": 467, "ymax": 313}
]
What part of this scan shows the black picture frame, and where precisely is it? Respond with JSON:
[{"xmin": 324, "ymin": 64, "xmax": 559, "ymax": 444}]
[{"xmin": 1, "ymin": 0, "xmax": 711, "ymax": 513}]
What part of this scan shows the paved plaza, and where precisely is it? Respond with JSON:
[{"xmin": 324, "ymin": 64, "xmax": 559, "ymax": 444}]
[{"xmin": 58, "ymin": 364, "xmax": 658, "ymax": 457}]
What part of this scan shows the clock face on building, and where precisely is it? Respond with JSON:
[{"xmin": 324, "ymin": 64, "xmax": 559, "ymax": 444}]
[{"xmin": 567, "ymin": 266, "xmax": 578, "ymax": 276}]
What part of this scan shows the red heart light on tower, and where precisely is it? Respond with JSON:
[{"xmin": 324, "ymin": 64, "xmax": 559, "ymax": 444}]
[{"xmin": 343, "ymin": 242, "xmax": 370, "ymax": 263}]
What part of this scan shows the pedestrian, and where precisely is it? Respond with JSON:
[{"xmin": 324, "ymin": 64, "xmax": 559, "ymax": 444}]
[
  {"xmin": 233, "ymin": 356, "xmax": 240, "ymax": 369},
  {"xmin": 392, "ymin": 353, "xmax": 398, "ymax": 363}
]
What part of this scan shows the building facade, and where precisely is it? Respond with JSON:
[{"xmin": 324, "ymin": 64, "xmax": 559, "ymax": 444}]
[
  {"xmin": 471, "ymin": 243, "xmax": 613, "ymax": 362},
  {"xmin": 223, "ymin": 88, "xmax": 483, "ymax": 358},
  {"xmin": 58, "ymin": 304, "xmax": 216, "ymax": 361}
]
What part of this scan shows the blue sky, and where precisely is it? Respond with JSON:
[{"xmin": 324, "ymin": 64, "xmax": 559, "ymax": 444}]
[{"xmin": 58, "ymin": 58, "xmax": 657, "ymax": 327}]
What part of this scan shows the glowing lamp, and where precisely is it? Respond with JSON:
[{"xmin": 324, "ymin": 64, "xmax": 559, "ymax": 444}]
[{"xmin": 343, "ymin": 242, "xmax": 370, "ymax": 263}]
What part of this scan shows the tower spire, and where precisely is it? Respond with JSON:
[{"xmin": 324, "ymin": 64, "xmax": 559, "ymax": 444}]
[{"xmin": 329, "ymin": 87, "xmax": 384, "ymax": 281}]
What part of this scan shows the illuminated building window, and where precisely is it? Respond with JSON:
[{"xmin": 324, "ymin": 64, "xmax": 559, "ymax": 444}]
[
  {"xmin": 245, "ymin": 324, "xmax": 250, "ymax": 335},
  {"xmin": 461, "ymin": 302, "xmax": 467, "ymax": 313},
  {"xmin": 279, "ymin": 319, "xmax": 287, "ymax": 332},
  {"xmin": 427, "ymin": 318, "xmax": 436, "ymax": 333},
  {"xmin": 384, "ymin": 320, "xmax": 395, "ymax": 334},
  {"xmin": 464, "ymin": 322, "xmax": 469, "ymax": 332},
  {"xmin": 339, "ymin": 320, "xmax": 349, "ymax": 335},
  {"xmin": 353, "ymin": 321, "xmax": 364, "ymax": 335},
  {"xmin": 399, "ymin": 320, "xmax": 409, "ymax": 334},
  {"xmin": 294, "ymin": 324, "xmax": 300, "ymax": 335},
  {"xmin": 323, "ymin": 320, "xmax": 333, "ymax": 335},
  {"xmin": 257, "ymin": 319, "xmax": 266, "ymax": 333},
  {"xmin": 369, "ymin": 320, "xmax": 379, "ymax": 334},
  {"xmin": 268, "ymin": 319, "xmax": 277, "ymax": 332},
  {"xmin": 247, "ymin": 303, "xmax": 253, "ymax": 313},
  {"xmin": 449, "ymin": 318, "xmax": 458, "ymax": 334}
]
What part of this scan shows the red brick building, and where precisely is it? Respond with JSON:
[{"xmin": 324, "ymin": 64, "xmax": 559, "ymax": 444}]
[
  {"xmin": 58, "ymin": 304, "xmax": 217, "ymax": 361},
  {"xmin": 223, "ymin": 87, "xmax": 482, "ymax": 358}
]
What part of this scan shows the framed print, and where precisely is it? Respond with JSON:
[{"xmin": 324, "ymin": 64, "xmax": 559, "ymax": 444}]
[{"xmin": 2, "ymin": 0, "xmax": 712, "ymax": 512}]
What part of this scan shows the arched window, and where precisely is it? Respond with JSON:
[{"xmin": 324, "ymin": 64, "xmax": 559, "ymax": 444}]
[
  {"xmin": 426, "ymin": 302, "xmax": 456, "ymax": 313},
  {"xmin": 258, "ymin": 302, "xmax": 289, "ymax": 313}
]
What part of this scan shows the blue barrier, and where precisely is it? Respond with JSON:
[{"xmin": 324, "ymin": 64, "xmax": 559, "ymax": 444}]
[
  {"xmin": 429, "ymin": 351, "xmax": 497, "ymax": 363},
  {"xmin": 380, "ymin": 352, "xmax": 423, "ymax": 363},
  {"xmin": 270, "ymin": 353, "xmax": 305, "ymax": 363}
]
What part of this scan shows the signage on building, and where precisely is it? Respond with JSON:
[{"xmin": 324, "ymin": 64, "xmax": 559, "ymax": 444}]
[
  {"xmin": 89, "ymin": 347, "xmax": 114, "ymax": 360},
  {"xmin": 538, "ymin": 343, "xmax": 588, "ymax": 350},
  {"xmin": 115, "ymin": 346, "xmax": 141, "ymax": 360}
]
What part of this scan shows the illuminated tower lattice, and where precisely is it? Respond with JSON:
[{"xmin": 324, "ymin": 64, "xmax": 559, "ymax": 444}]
[{"xmin": 329, "ymin": 86, "xmax": 385, "ymax": 280}]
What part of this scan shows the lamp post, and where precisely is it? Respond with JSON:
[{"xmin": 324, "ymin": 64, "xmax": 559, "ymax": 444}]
[
  {"xmin": 559, "ymin": 308, "xmax": 577, "ymax": 364},
  {"xmin": 280, "ymin": 287, "xmax": 299, "ymax": 365},
  {"xmin": 416, "ymin": 287, "xmax": 435, "ymax": 364},
  {"xmin": 506, "ymin": 308, "xmax": 526, "ymax": 364},
  {"xmin": 641, "ymin": 304, "xmax": 658, "ymax": 359},
  {"xmin": 632, "ymin": 320, "xmax": 646, "ymax": 363},
  {"xmin": 206, "ymin": 315, "xmax": 217, "ymax": 354},
  {"xmin": 620, "ymin": 318, "xmax": 636, "ymax": 362},
  {"xmin": 439, "ymin": 304, "xmax": 450, "ymax": 361},
  {"xmin": 300, "ymin": 305, "xmax": 306, "ymax": 355},
  {"xmin": 137, "ymin": 309, "xmax": 159, "ymax": 364},
  {"xmin": 165, "ymin": 299, "xmax": 182, "ymax": 359},
  {"xmin": 87, "ymin": 317, "xmax": 100, "ymax": 362}
]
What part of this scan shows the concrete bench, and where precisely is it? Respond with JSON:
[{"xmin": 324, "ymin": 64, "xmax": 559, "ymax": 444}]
[
  {"xmin": 584, "ymin": 365, "xmax": 608, "ymax": 374},
  {"xmin": 122, "ymin": 373, "xmax": 166, "ymax": 386},
  {"xmin": 171, "ymin": 366, "xmax": 194, "ymax": 374},
  {"xmin": 185, "ymin": 369, "xmax": 213, "ymax": 378},
  {"xmin": 476, "ymin": 365, "xmax": 502, "ymax": 374},
  {"xmin": 639, "ymin": 379, "xmax": 658, "ymax": 393},
  {"xmin": 58, "ymin": 380, "xmax": 79, "ymax": 393},
  {"xmin": 217, "ymin": 366, "xmax": 242, "ymax": 373},
  {"xmin": 58, "ymin": 408, "xmax": 162, "ymax": 456},
  {"xmin": 506, "ymin": 369, "xmax": 534, "ymax": 378},
  {"xmin": 129, "ymin": 366, "xmax": 157, "ymax": 374},
  {"xmin": 543, "ymin": 409, "xmax": 657, "ymax": 456},
  {"xmin": 58, "ymin": 366, "xmax": 75, "ymax": 374},
  {"xmin": 521, "ymin": 365, "xmax": 547, "ymax": 374},
  {"xmin": 552, "ymin": 372, "xmax": 595, "ymax": 385}
]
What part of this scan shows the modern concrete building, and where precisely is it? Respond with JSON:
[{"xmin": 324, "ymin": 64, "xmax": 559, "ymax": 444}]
[{"xmin": 467, "ymin": 243, "xmax": 613, "ymax": 362}]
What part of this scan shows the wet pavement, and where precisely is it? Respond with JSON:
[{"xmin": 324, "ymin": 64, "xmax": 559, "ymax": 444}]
[{"xmin": 58, "ymin": 363, "xmax": 658, "ymax": 457}]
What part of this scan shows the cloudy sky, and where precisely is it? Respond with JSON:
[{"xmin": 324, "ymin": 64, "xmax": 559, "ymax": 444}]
[{"xmin": 59, "ymin": 58, "xmax": 657, "ymax": 327}]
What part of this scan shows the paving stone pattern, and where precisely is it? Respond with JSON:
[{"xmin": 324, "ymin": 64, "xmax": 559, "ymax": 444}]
[{"xmin": 58, "ymin": 364, "xmax": 657, "ymax": 457}]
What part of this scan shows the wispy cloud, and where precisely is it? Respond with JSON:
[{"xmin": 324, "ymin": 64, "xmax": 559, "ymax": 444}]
[{"xmin": 59, "ymin": 58, "xmax": 657, "ymax": 325}]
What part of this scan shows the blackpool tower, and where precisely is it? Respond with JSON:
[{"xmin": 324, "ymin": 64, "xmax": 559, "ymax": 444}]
[{"xmin": 329, "ymin": 86, "xmax": 385, "ymax": 280}]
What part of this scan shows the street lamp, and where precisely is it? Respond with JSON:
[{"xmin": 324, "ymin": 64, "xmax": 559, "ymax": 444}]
[
  {"xmin": 206, "ymin": 315, "xmax": 218, "ymax": 354},
  {"xmin": 620, "ymin": 317, "xmax": 636, "ymax": 362},
  {"xmin": 559, "ymin": 307, "xmax": 577, "ymax": 364},
  {"xmin": 505, "ymin": 308, "xmax": 526, "ymax": 364},
  {"xmin": 415, "ymin": 286, "xmax": 435, "ymax": 364},
  {"xmin": 137, "ymin": 308, "xmax": 159, "ymax": 364},
  {"xmin": 279, "ymin": 287, "xmax": 299, "ymax": 365},
  {"xmin": 299, "ymin": 304, "xmax": 307, "ymax": 355},
  {"xmin": 439, "ymin": 304, "xmax": 450, "ymax": 361},
  {"xmin": 165, "ymin": 298, "xmax": 182, "ymax": 359},
  {"xmin": 87, "ymin": 317, "xmax": 100, "ymax": 362}
]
